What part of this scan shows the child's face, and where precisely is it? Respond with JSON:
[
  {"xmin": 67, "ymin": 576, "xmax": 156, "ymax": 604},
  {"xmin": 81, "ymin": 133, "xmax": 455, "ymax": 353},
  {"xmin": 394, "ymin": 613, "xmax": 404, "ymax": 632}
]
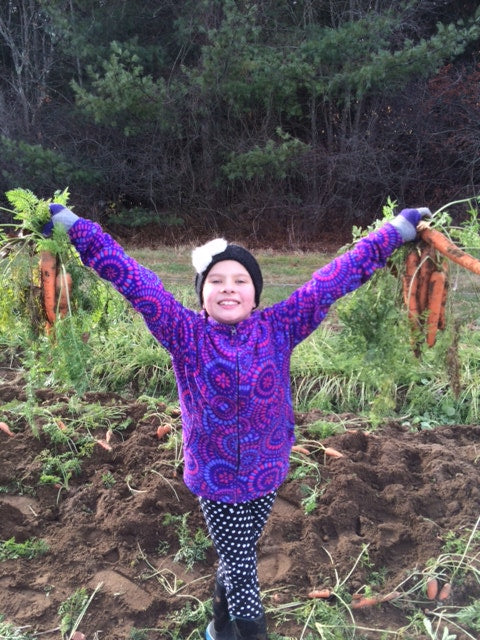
[{"xmin": 202, "ymin": 259, "xmax": 256, "ymax": 324}]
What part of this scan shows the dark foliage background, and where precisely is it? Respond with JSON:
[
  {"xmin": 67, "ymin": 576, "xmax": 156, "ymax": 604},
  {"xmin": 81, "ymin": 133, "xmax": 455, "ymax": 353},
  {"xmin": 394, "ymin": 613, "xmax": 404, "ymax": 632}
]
[{"xmin": 1, "ymin": 0, "xmax": 480, "ymax": 243}]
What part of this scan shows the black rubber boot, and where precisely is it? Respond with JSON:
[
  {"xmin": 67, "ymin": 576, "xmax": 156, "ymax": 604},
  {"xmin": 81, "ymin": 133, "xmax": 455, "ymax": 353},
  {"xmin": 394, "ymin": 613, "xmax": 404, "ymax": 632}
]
[
  {"xmin": 205, "ymin": 579, "xmax": 235, "ymax": 639},
  {"xmin": 233, "ymin": 614, "xmax": 268, "ymax": 640}
]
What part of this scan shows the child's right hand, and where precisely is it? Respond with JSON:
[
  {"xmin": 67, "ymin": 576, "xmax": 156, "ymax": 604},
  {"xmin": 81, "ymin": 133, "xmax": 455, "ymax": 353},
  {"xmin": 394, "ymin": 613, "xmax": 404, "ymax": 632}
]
[{"xmin": 43, "ymin": 204, "xmax": 79, "ymax": 236}]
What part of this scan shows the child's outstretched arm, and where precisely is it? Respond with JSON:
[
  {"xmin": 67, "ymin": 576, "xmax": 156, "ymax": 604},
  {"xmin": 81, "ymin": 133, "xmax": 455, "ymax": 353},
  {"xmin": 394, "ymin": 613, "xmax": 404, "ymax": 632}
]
[
  {"xmin": 269, "ymin": 207, "xmax": 432, "ymax": 346},
  {"xmin": 45, "ymin": 204, "xmax": 193, "ymax": 350}
]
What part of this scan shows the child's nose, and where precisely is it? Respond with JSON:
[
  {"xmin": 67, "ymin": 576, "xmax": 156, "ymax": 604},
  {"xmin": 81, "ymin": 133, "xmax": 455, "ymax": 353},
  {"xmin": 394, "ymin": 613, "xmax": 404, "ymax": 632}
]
[{"xmin": 221, "ymin": 280, "xmax": 235, "ymax": 291}]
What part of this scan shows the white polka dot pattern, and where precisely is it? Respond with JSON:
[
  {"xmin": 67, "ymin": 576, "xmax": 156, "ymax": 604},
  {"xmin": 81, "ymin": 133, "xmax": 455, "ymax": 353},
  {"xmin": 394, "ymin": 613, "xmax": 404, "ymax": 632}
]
[{"xmin": 199, "ymin": 491, "xmax": 277, "ymax": 619}]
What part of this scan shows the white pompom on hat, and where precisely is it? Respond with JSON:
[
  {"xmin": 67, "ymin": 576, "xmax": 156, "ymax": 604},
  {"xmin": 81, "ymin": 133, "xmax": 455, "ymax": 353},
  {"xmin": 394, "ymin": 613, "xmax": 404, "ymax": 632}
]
[{"xmin": 192, "ymin": 238, "xmax": 263, "ymax": 306}]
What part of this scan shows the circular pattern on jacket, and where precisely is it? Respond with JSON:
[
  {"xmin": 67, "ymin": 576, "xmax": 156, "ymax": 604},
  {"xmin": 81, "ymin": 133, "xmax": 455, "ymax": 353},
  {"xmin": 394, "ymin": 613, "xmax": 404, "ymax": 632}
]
[
  {"xmin": 138, "ymin": 264, "xmax": 159, "ymax": 285},
  {"xmin": 205, "ymin": 359, "xmax": 235, "ymax": 394},
  {"xmin": 314, "ymin": 256, "xmax": 348, "ymax": 284},
  {"xmin": 264, "ymin": 423, "xmax": 290, "ymax": 451},
  {"xmin": 174, "ymin": 315, "xmax": 193, "ymax": 347},
  {"xmin": 251, "ymin": 361, "xmax": 277, "ymax": 399},
  {"xmin": 205, "ymin": 459, "xmax": 238, "ymax": 490},
  {"xmin": 254, "ymin": 320, "xmax": 271, "ymax": 349},
  {"xmin": 197, "ymin": 429, "xmax": 237, "ymax": 465},
  {"xmin": 249, "ymin": 389, "xmax": 283, "ymax": 427},
  {"xmin": 131, "ymin": 288, "xmax": 163, "ymax": 322},
  {"xmin": 184, "ymin": 447, "xmax": 199, "ymax": 474},
  {"xmin": 206, "ymin": 394, "xmax": 237, "ymax": 421},
  {"xmin": 247, "ymin": 462, "xmax": 285, "ymax": 496},
  {"xmin": 236, "ymin": 445, "xmax": 260, "ymax": 471},
  {"xmin": 97, "ymin": 254, "xmax": 135, "ymax": 291}
]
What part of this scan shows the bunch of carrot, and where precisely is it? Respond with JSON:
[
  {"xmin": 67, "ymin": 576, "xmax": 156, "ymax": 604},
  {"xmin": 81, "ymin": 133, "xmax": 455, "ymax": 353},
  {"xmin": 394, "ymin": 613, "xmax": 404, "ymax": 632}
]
[
  {"xmin": 39, "ymin": 250, "xmax": 73, "ymax": 332},
  {"xmin": 426, "ymin": 577, "xmax": 452, "ymax": 601},
  {"xmin": 403, "ymin": 222, "xmax": 480, "ymax": 350},
  {"xmin": 402, "ymin": 244, "xmax": 448, "ymax": 350}
]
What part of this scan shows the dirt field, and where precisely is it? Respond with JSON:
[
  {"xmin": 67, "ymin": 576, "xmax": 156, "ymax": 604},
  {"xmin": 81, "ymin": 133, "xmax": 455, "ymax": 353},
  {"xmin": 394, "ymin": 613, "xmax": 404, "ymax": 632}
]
[{"xmin": 1, "ymin": 364, "xmax": 479, "ymax": 639}]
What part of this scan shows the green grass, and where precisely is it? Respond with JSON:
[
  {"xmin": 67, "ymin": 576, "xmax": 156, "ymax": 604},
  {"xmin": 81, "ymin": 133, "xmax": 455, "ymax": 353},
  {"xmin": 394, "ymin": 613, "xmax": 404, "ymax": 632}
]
[
  {"xmin": 2, "ymin": 236, "xmax": 480, "ymax": 424},
  {"xmin": 0, "ymin": 537, "xmax": 49, "ymax": 561}
]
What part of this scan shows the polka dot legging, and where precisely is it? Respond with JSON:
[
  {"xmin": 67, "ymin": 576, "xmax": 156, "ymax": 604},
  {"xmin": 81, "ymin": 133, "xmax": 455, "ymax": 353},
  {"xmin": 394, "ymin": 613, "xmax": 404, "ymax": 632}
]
[{"xmin": 199, "ymin": 490, "xmax": 277, "ymax": 619}]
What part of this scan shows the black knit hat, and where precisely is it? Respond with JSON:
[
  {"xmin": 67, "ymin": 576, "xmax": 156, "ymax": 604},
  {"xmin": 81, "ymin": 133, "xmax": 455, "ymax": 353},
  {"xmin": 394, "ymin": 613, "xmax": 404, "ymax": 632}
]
[{"xmin": 192, "ymin": 238, "xmax": 263, "ymax": 307}]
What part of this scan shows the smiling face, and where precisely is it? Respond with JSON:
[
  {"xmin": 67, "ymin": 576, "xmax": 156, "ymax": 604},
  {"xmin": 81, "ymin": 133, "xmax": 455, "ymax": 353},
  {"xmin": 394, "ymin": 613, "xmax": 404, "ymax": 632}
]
[{"xmin": 202, "ymin": 259, "xmax": 256, "ymax": 324}]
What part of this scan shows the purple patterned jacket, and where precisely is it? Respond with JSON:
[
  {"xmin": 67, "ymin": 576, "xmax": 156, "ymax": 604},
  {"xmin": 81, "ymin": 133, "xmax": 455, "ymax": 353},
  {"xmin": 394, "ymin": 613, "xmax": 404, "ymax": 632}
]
[{"xmin": 70, "ymin": 219, "xmax": 403, "ymax": 503}]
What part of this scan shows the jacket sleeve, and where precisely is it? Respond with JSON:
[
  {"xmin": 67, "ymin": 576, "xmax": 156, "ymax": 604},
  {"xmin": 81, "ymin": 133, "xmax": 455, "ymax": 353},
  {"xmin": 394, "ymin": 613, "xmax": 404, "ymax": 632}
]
[
  {"xmin": 266, "ymin": 223, "xmax": 403, "ymax": 347},
  {"xmin": 68, "ymin": 218, "xmax": 195, "ymax": 352}
]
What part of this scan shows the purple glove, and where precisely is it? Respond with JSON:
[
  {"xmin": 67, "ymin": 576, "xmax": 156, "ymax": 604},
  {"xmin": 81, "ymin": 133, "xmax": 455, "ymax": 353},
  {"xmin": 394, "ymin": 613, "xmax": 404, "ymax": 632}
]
[
  {"xmin": 43, "ymin": 204, "xmax": 79, "ymax": 236},
  {"xmin": 390, "ymin": 207, "xmax": 432, "ymax": 242}
]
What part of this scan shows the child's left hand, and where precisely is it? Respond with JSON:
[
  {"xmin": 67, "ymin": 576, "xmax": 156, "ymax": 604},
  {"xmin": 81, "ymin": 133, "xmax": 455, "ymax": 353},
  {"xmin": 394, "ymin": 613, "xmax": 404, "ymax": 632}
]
[{"xmin": 390, "ymin": 207, "xmax": 432, "ymax": 242}]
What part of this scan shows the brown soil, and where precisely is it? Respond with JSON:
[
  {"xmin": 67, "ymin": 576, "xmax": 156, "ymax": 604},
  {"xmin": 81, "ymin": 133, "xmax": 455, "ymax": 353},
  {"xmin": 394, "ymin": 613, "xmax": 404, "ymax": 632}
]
[{"xmin": 1, "ymin": 367, "xmax": 479, "ymax": 640}]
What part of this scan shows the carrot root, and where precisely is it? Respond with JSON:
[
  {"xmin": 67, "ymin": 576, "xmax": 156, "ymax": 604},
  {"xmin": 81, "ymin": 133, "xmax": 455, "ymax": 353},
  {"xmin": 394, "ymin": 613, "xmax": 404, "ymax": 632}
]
[
  {"xmin": 438, "ymin": 582, "xmax": 452, "ymax": 601},
  {"xmin": 417, "ymin": 245, "xmax": 435, "ymax": 315},
  {"xmin": 156, "ymin": 424, "xmax": 172, "ymax": 439},
  {"xmin": 437, "ymin": 262, "xmax": 449, "ymax": 331},
  {"xmin": 351, "ymin": 591, "xmax": 400, "ymax": 609},
  {"xmin": 419, "ymin": 225, "xmax": 480, "ymax": 275},
  {"xmin": 0, "ymin": 421, "xmax": 15, "ymax": 437},
  {"xmin": 351, "ymin": 596, "xmax": 382, "ymax": 609},
  {"xmin": 426, "ymin": 577, "xmax": 439, "ymax": 600},
  {"xmin": 403, "ymin": 249, "xmax": 420, "ymax": 323},
  {"xmin": 426, "ymin": 271, "xmax": 447, "ymax": 347},
  {"xmin": 323, "ymin": 447, "xmax": 344, "ymax": 459},
  {"xmin": 292, "ymin": 445, "xmax": 310, "ymax": 455},
  {"xmin": 39, "ymin": 251, "xmax": 57, "ymax": 326},
  {"xmin": 308, "ymin": 588, "xmax": 332, "ymax": 599},
  {"xmin": 96, "ymin": 439, "xmax": 113, "ymax": 451}
]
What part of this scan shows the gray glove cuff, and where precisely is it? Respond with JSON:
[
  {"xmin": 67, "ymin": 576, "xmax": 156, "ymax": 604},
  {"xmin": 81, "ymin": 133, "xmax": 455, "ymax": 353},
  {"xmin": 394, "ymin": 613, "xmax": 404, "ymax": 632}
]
[
  {"xmin": 52, "ymin": 210, "xmax": 79, "ymax": 231},
  {"xmin": 390, "ymin": 217, "xmax": 416, "ymax": 243}
]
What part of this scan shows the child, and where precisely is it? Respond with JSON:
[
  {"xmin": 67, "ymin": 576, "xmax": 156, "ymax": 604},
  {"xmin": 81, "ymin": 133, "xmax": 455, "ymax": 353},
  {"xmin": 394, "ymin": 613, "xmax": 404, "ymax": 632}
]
[{"xmin": 47, "ymin": 203, "xmax": 431, "ymax": 640}]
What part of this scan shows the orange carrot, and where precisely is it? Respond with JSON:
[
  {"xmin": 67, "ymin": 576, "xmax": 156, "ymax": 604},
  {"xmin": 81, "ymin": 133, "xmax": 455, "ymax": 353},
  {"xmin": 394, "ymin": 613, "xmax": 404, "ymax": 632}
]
[
  {"xmin": 426, "ymin": 270, "xmax": 447, "ymax": 347},
  {"xmin": 292, "ymin": 445, "xmax": 310, "ymax": 455},
  {"xmin": 419, "ymin": 226, "xmax": 480, "ymax": 275},
  {"xmin": 96, "ymin": 439, "xmax": 113, "ymax": 451},
  {"xmin": 438, "ymin": 582, "xmax": 452, "ymax": 601},
  {"xmin": 403, "ymin": 249, "xmax": 420, "ymax": 307},
  {"xmin": 308, "ymin": 588, "xmax": 332, "ymax": 599},
  {"xmin": 437, "ymin": 262, "xmax": 449, "ymax": 331},
  {"xmin": 426, "ymin": 577, "xmax": 438, "ymax": 600},
  {"xmin": 351, "ymin": 596, "xmax": 382, "ymax": 609},
  {"xmin": 156, "ymin": 424, "xmax": 172, "ymax": 439},
  {"xmin": 351, "ymin": 591, "xmax": 400, "ymax": 608},
  {"xmin": 403, "ymin": 250, "xmax": 421, "ymax": 337},
  {"xmin": 105, "ymin": 428, "xmax": 114, "ymax": 443},
  {"xmin": 417, "ymin": 245, "xmax": 435, "ymax": 316},
  {"xmin": 0, "ymin": 421, "xmax": 14, "ymax": 437},
  {"xmin": 323, "ymin": 447, "xmax": 344, "ymax": 459},
  {"xmin": 39, "ymin": 251, "xmax": 57, "ymax": 326},
  {"xmin": 55, "ymin": 270, "xmax": 72, "ymax": 318}
]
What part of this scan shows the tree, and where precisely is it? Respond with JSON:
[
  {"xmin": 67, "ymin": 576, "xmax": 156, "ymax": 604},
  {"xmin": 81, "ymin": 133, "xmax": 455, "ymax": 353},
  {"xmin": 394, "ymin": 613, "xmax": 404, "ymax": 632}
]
[
  {"xmin": 1, "ymin": 0, "xmax": 480, "ymax": 239},
  {"xmin": 0, "ymin": 0, "xmax": 55, "ymax": 134}
]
